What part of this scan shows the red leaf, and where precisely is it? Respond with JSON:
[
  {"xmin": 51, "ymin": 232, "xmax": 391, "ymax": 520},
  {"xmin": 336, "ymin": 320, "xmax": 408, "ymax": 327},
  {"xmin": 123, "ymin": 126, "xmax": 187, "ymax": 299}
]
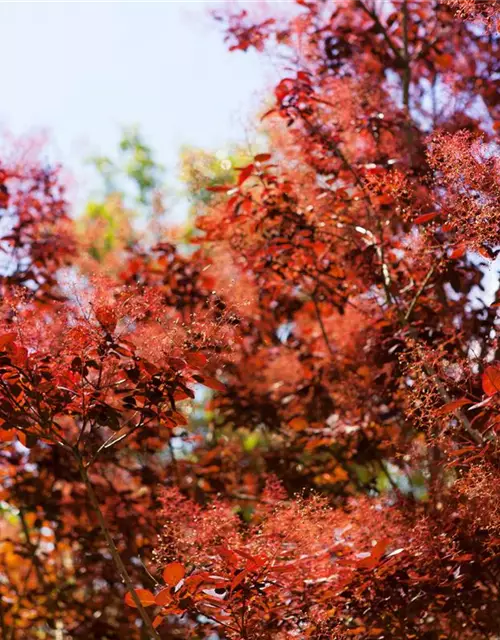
[
  {"xmin": 482, "ymin": 366, "xmax": 500, "ymax": 396},
  {"xmin": 206, "ymin": 185, "xmax": 231, "ymax": 193},
  {"xmin": 171, "ymin": 411, "xmax": 188, "ymax": 426},
  {"xmin": 95, "ymin": 305, "xmax": 117, "ymax": 332},
  {"xmin": 0, "ymin": 429, "xmax": 14, "ymax": 443},
  {"xmin": 289, "ymin": 417, "xmax": 308, "ymax": 431},
  {"xmin": 199, "ymin": 376, "xmax": 226, "ymax": 392},
  {"xmin": 217, "ymin": 546, "xmax": 239, "ymax": 566},
  {"xmin": 246, "ymin": 554, "xmax": 267, "ymax": 571},
  {"xmin": 173, "ymin": 387, "xmax": 195, "ymax": 401},
  {"xmin": 449, "ymin": 244, "xmax": 466, "ymax": 259},
  {"xmin": 230, "ymin": 570, "xmax": 248, "ymax": 592},
  {"xmin": 114, "ymin": 344, "xmax": 134, "ymax": 357},
  {"xmin": 357, "ymin": 538, "xmax": 390, "ymax": 570},
  {"xmin": 449, "ymin": 446, "xmax": 477, "ymax": 457},
  {"xmin": 436, "ymin": 52, "xmax": 453, "ymax": 68},
  {"xmin": 155, "ymin": 587, "xmax": 173, "ymax": 607},
  {"xmin": 163, "ymin": 562, "xmax": 185, "ymax": 586},
  {"xmin": 254, "ymin": 153, "xmax": 271, "ymax": 163},
  {"xmin": 0, "ymin": 333, "xmax": 16, "ymax": 349},
  {"xmin": 237, "ymin": 164, "xmax": 254, "ymax": 186},
  {"xmin": 185, "ymin": 352, "xmax": 208, "ymax": 369},
  {"xmin": 414, "ymin": 212, "xmax": 439, "ymax": 224},
  {"xmin": 374, "ymin": 194, "xmax": 394, "ymax": 205},
  {"xmin": 185, "ymin": 573, "xmax": 212, "ymax": 592},
  {"xmin": 153, "ymin": 616, "xmax": 164, "ymax": 629},
  {"xmin": 239, "ymin": 198, "xmax": 253, "ymax": 216},
  {"xmin": 477, "ymin": 246, "xmax": 493, "ymax": 259},
  {"xmin": 269, "ymin": 563, "xmax": 296, "ymax": 573},
  {"xmin": 17, "ymin": 432, "xmax": 27, "ymax": 448},
  {"xmin": 124, "ymin": 589, "xmax": 156, "ymax": 608},
  {"xmin": 436, "ymin": 398, "xmax": 472, "ymax": 415}
]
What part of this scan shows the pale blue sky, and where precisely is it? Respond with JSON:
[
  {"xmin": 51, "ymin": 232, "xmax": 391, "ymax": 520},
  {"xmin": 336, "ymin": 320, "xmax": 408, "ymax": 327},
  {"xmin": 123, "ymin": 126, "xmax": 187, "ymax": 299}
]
[{"xmin": 0, "ymin": 2, "xmax": 288, "ymax": 208}]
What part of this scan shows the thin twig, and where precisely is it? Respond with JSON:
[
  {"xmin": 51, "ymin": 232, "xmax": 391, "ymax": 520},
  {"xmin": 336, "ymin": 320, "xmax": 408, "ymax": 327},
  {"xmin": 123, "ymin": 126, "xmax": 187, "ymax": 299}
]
[
  {"xmin": 358, "ymin": 0, "xmax": 404, "ymax": 62},
  {"xmin": 312, "ymin": 295, "xmax": 335, "ymax": 357},
  {"xmin": 0, "ymin": 594, "xmax": 7, "ymax": 640},
  {"xmin": 402, "ymin": 0, "xmax": 411, "ymax": 111},
  {"xmin": 19, "ymin": 509, "xmax": 44, "ymax": 588},
  {"xmin": 404, "ymin": 264, "xmax": 436, "ymax": 322}
]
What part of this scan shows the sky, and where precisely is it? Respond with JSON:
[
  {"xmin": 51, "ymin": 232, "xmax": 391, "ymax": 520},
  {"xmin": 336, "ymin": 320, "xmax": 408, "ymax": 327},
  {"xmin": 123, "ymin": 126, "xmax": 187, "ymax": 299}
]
[{"xmin": 0, "ymin": 2, "xmax": 288, "ymax": 210}]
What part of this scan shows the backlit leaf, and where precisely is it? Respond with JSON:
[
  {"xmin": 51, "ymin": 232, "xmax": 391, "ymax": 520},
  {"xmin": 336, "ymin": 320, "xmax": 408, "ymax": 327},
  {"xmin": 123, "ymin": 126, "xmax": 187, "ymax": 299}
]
[
  {"xmin": 163, "ymin": 562, "xmax": 185, "ymax": 586},
  {"xmin": 155, "ymin": 587, "xmax": 173, "ymax": 607},
  {"xmin": 415, "ymin": 212, "xmax": 439, "ymax": 224},
  {"xmin": 289, "ymin": 417, "xmax": 308, "ymax": 431},
  {"xmin": 124, "ymin": 589, "xmax": 156, "ymax": 608},
  {"xmin": 436, "ymin": 398, "xmax": 472, "ymax": 415},
  {"xmin": 482, "ymin": 366, "xmax": 500, "ymax": 396}
]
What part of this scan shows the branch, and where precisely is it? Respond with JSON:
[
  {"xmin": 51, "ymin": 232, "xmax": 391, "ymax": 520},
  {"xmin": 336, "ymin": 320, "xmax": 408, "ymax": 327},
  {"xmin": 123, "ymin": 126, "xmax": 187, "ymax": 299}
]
[
  {"xmin": 18, "ymin": 509, "xmax": 44, "ymax": 588},
  {"xmin": 300, "ymin": 98, "xmax": 481, "ymax": 444},
  {"xmin": 77, "ymin": 457, "xmax": 161, "ymax": 640},
  {"xmin": 303, "ymin": 116, "xmax": 398, "ymax": 307},
  {"xmin": 402, "ymin": 0, "xmax": 411, "ymax": 111},
  {"xmin": 400, "ymin": 261, "xmax": 483, "ymax": 445},
  {"xmin": 0, "ymin": 595, "xmax": 7, "ymax": 640},
  {"xmin": 312, "ymin": 294, "xmax": 335, "ymax": 357},
  {"xmin": 408, "ymin": 329, "xmax": 483, "ymax": 445},
  {"xmin": 428, "ymin": 361, "xmax": 483, "ymax": 445},
  {"xmin": 358, "ymin": 0, "xmax": 404, "ymax": 63},
  {"xmin": 404, "ymin": 264, "xmax": 436, "ymax": 322}
]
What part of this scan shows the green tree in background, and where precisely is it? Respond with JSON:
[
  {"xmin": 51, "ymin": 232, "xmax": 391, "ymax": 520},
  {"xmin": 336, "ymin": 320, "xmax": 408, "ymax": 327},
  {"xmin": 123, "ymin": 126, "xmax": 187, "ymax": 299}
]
[
  {"xmin": 89, "ymin": 125, "xmax": 164, "ymax": 207},
  {"xmin": 80, "ymin": 127, "xmax": 167, "ymax": 261}
]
